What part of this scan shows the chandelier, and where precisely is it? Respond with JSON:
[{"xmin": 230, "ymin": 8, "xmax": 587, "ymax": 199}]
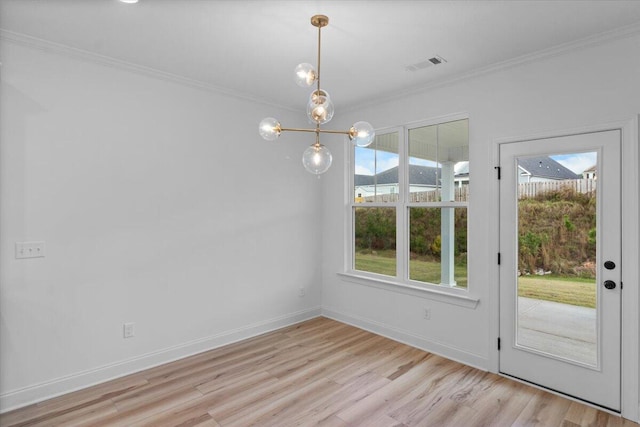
[{"xmin": 259, "ymin": 15, "xmax": 375, "ymax": 175}]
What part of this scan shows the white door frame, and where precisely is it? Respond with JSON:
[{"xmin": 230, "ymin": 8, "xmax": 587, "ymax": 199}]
[{"xmin": 488, "ymin": 117, "xmax": 639, "ymax": 421}]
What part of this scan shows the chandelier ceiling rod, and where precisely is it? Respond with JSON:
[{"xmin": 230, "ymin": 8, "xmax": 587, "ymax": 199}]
[
  {"xmin": 313, "ymin": 15, "xmax": 326, "ymax": 107},
  {"xmin": 258, "ymin": 15, "xmax": 375, "ymax": 175}
]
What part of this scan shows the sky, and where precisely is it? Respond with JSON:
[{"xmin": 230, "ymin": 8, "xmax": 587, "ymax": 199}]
[
  {"xmin": 354, "ymin": 149, "xmax": 398, "ymax": 175},
  {"xmin": 355, "ymin": 148, "xmax": 597, "ymax": 176},
  {"xmin": 551, "ymin": 152, "xmax": 597, "ymax": 174}
]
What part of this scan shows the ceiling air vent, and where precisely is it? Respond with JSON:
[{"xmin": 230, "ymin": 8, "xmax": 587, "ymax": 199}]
[{"xmin": 405, "ymin": 55, "xmax": 447, "ymax": 72}]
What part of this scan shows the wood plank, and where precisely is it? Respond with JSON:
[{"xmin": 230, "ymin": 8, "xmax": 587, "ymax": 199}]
[
  {"xmin": 114, "ymin": 345, "xmax": 282, "ymax": 410},
  {"xmin": 385, "ymin": 360, "xmax": 478, "ymax": 425},
  {"xmin": 221, "ymin": 377, "xmax": 342, "ymax": 427},
  {"xmin": 129, "ymin": 371, "xmax": 278, "ymax": 427},
  {"xmin": 464, "ymin": 375, "xmax": 537, "ymax": 426},
  {"xmin": 2, "ymin": 317, "xmax": 638, "ymax": 427},
  {"xmin": 143, "ymin": 340, "xmax": 282, "ymax": 384},
  {"xmin": 28, "ymin": 401, "xmax": 118, "ymax": 427},
  {"xmin": 131, "ymin": 399, "xmax": 221, "ymax": 427},
  {"xmin": 0, "ymin": 376, "xmax": 147, "ymax": 427},
  {"xmin": 316, "ymin": 415, "xmax": 350, "ymax": 427},
  {"xmin": 406, "ymin": 397, "xmax": 479, "ymax": 427},
  {"xmin": 287, "ymin": 370, "xmax": 391, "ymax": 426},
  {"xmin": 336, "ymin": 353, "xmax": 447, "ymax": 423},
  {"xmin": 208, "ymin": 350, "xmax": 354, "ymax": 423},
  {"xmin": 563, "ymin": 401, "xmax": 605, "ymax": 426},
  {"xmin": 512, "ymin": 389, "xmax": 573, "ymax": 426},
  {"xmin": 90, "ymin": 388, "xmax": 203, "ymax": 426}
]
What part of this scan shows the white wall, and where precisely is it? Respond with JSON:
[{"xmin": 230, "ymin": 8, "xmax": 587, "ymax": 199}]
[
  {"xmin": 0, "ymin": 40, "xmax": 322, "ymax": 410},
  {"xmin": 321, "ymin": 33, "xmax": 640, "ymax": 416},
  {"xmin": 2, "ymin": 25, "xmax": 639, "ymax": 419}
]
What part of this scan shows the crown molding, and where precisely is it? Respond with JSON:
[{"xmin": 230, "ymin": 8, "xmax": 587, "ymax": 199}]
[
  {"xmin": 2, "ymin": 20, "xmax": 639, "ymax": 114},
  {"xmin": 344, "ymin": 21, "xmax": 640, "ymax": 112},
  {"xmin": 0, "ymin": 29, "xmax": 298, "ymax": 113}
]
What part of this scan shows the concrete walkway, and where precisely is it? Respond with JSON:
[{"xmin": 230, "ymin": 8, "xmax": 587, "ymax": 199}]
[{"xmin": 517, "ymin": 297, "xmax": 596, "ymax": 366}]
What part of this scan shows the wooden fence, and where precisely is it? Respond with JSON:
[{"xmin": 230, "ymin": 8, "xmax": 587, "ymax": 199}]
[
  {"xmin": 518, "ymin": 179, "xmax": 596, "ymax": 199},
  {"xmin": 357, "ymin": 179, "xmax": 596, "ymax": 203},
  {"xmin": 359, "ymin": 187, "xmax": 469, "ymax": 203}
]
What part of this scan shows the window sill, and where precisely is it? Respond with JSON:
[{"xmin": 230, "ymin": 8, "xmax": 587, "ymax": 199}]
[{"xmin": 337, "ymin": 271, "xmax": 480, "ymax": 309}]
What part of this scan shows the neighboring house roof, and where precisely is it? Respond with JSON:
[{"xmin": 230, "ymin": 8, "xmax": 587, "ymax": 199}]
[
  {"xmin": 407, "ymin": 165, "xmax": 440, "ymax": 186},
  {"xmin": 583, "ymin": 164, "xmax": 597, "ymax": 173},
  {"xmin": 355, "ymin": 164, "xmax": 450, "ymax": 187},
  {"xmin": 354, "ymin": 174, "xmax": 375, "ymax": 186},
  {"xmin": 518, "ymin": 156, "xmax": 580, "ymax": 180}
]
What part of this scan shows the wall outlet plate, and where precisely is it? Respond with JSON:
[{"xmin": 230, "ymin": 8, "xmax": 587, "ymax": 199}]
[
  {"xmin": 15, "ymin": 241, "xmax": 46, "ymax": 259},
  {"xmin": 123, "ymin": 323, "xmax": 135, "ymax": 338}
]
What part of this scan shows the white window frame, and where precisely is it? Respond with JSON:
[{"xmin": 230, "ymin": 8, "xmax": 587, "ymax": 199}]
[{"xmin": 343, "ymin": 113, "xmax": 478, "ymax": 308}]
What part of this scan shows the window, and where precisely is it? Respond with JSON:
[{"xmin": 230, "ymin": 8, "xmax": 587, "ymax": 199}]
[
  {"xmin": 353, "ymin": 129, "xmax": 400, "ymax": 276},
  {"xmin": 351, "ymin": 117, "xmax": 469, "ymax": 291}
]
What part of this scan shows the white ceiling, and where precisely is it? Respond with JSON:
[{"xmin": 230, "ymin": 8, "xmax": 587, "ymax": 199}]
[{"xmin": 2, "ymin": 1, "xmax": 640, "ymax": 111}]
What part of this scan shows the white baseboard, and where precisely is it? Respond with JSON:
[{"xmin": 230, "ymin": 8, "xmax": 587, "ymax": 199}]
[
  {"xmin": 322, "ymin": 308, "xmax": 489, "ymax": 371},
  {"xmin": 0, "ymin": 307, "xmax": 322, "ymax": 413}
]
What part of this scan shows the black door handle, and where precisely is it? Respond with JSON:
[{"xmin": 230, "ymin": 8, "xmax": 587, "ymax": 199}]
[{"xmin": 604, "ymin": 280, "xmax": 616, "ymax": 290}]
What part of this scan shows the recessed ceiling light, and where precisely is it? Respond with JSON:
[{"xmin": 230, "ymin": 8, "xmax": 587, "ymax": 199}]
[{"xmin": 119, "ymin": 0, "xmax": 138, "ymax": 3}]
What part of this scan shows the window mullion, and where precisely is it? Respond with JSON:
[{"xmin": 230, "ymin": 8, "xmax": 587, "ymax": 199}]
[
  {"xmin": 397, "ymin": 125, "xmax": 408, "ymax": 282},
  {"xmin": 347, "ymin": 137, "xmax": 355, "ymax": 272}
]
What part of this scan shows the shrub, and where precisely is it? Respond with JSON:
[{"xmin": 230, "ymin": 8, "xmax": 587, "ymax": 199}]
[{"xmin": 518, "ymin": 187, "xmax": 596, "ymax": 277}]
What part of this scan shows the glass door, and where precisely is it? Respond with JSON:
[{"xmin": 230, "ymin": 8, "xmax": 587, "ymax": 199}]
[{"xmin": 499, "ymin": 130, "xmax": 621, "ymax": 411}]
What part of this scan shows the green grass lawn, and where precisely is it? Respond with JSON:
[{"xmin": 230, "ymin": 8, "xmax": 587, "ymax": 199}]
[
  {"xmin": 517, "ymin": 275, "xmax": 595, "ymax": 308},
  {"xmin": 355, "ymin": 251, "xmax": 467, "ymax": 288},
  {"xmin": 355, "ymin": 252, "xmax": 594, "ymax": 308},
  {"xmin": 354, "ymin": 252, "xmax": 397, "ymax": 277},
  {"xmin": 409, "ymin": 258, "xmax": 467, "ymax": 288}
]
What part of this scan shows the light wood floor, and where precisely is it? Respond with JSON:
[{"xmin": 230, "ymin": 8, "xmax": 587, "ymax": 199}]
[{"xmin": 2, "ymin": 317, "xmax": 638, "ymax": 427}]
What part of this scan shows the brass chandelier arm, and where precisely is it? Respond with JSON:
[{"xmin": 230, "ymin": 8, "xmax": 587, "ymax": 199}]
[
  {"xmin": 319, "ymin": 129, "xmax": 352, "ymax": 135},
  {"xmin": 279, "ymin": 126, "xmax": 351, "ymax": 136}
]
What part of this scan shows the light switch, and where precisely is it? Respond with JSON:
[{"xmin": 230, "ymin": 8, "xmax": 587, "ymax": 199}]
[{"xmin": 15, "ymin": 241, "xmax": 46, "ymax": 259}]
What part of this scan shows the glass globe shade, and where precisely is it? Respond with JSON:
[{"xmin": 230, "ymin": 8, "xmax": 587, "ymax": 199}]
[
  {"xmin": 306, "ymin": 92, "xmax": 334, "ymax": 125},
  {"xmin": 309, "ymin": 89, "xmax": 330, "ymax": 104},
  {"xmin": 302, "ymin": 144, "xmax": 332, "ymax": 175},
  {"xmin": 258, "ymin": 117, "xmax": 281, "ymax": 141},
  {"xmin": 350, "ymin": 121, "xmax": 375, "ymax": 147},
  {"xmin": 294, "ymin": 63, "xmax": 317, "ymax": 87}
]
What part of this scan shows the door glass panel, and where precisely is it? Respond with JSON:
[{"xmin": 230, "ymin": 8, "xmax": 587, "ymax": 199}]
[{"xmin": 516, "ymin": 151, "xmax": 598, "ymax": 366}]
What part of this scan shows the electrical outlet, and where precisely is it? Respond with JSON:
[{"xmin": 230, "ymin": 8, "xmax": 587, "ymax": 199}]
[
  {"xmin": 424, "ymin": 308, "xmax": 431, "ymax": 320},
  {"xmin": 123, "ymin": 323, "xmax": 135, "ymax": 338},
  {"xmin": 15, "ymin": 241, "xmax": 46, "ymax": 259},
  {"xmin": 298, "ymin": 287, "xmax": 306, "ymax": 297}
]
